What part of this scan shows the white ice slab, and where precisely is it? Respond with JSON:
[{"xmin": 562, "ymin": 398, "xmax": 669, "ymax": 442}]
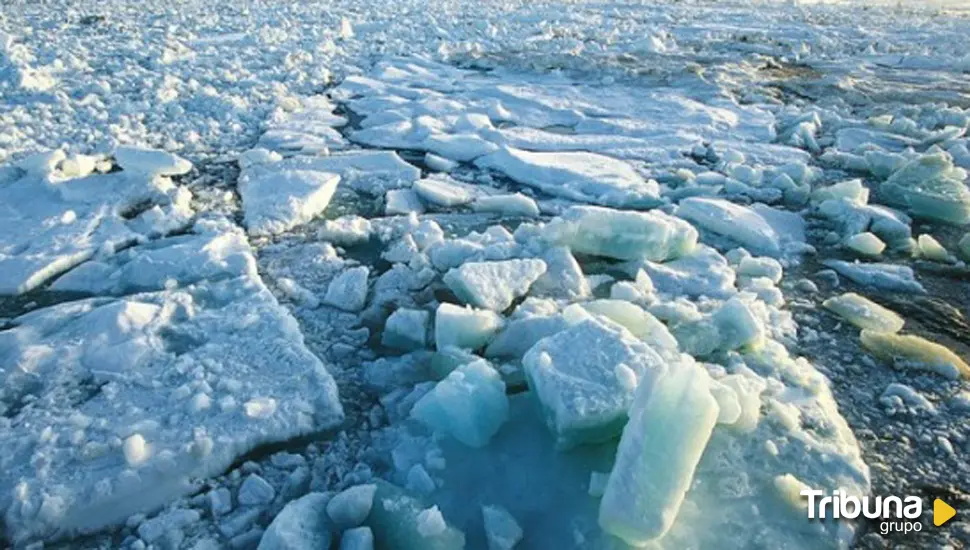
[
  {"xmin": 0, "ymin": 263, "xmax": 343, "ymax": 543},
  {"xmin": 0, "ymin": 159, "xmax": 192, "ymax": 295},
  {"xmin": 677, "ymin": 197, "xmax": 789, "ymax": 257},
  {"xmin": 475, "ymin": 147, "xmax": 660, "ymax": 207},
  {"xmin": 238, "ymin": 167, "xmax": 340, "ymax": 236},
  {"xmin": 443, "ymin": 259, "xmax": 547, "ymax": 311}
]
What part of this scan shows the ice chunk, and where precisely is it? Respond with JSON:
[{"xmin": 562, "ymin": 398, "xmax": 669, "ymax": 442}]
[
  {"xmin": 434, "ymin": 303, "xmax": 504, "ymax": 350},
  {"xmin": 917, "ymin": 234, "xmax": 949, "ymax": 262},
  {"xmin": 423, "ymin": 133, "xmax": 500, "ymax": 162},
  {"xmin": 385, "ymin": 189, "xmax": 425, "ymax": 215},
  {"xmin": 340, "ymin": 527, "xmax": 375, "ymax": 550},
  {"xmin": 411, "ymin": 359, "xmax": 509, "ymax": 448},
  {"xmin": 522, "ymin": 318, "xmax": 666, "ymax": 449},
  {"xmin": 258, "ymin": 493, "xmax": 332, "ymax": 550},
  {"xmin": 328, "ymin": 484, "xmax": 377, "ymax": 529},
  {"xmin": 861, "ymin": 330, "xmax": 970, "ymax": 379},
  {"xmin": 414, "ymin": 178, "xmax": 473, "ymax": 207},
  {"xmin": 51, "ymin": 220, "xmax": 256, "ymax": 295},
  {"xmin": 475, "ymin": 147, "xmax": 660, "ymax": 207},
  {"xmin": 260, "ymin": 151, "xmax": 420, "ymax": 195},
  {"xmin": 472, "ymin": 194, "xmax": 540, "ymax": 217},
  {"xmin": 588, "ymin": 471, "xmax": 610, "ymax": 498},
  {"xmin": 712, "ymin": 297, "xmax": 766, "ymax": 351},
  {"xmin": 810, "ymin": 179, "xmax": 869, "ymax": 205},
  {"xmin": 640, "ymin": 245, "xmax": 736, "ymax": 299},
  {"xmin": 318, "ymin": 216, "xmax": 373, "ymax": 246},
  {"xmin": 382, "ymin": 308, "xmax": 431, "ymax": 350},
  {"xmin": 481, "ymin": 505, "xmax": 523, "ymax": 550},
  {"xmin": 238, "ymin": 169, "xmax": 340, "ymax": 236},
  {"xmin": 424, "ymin": 153, "xmax": 459, "ymax": 173},
  {"xmin": 365, "ymin": 480, "xmax": 465, "ymax": 550},
  {"xmin": 485, "ymin": 315, "xmax": 570, "ymax": 359},
  {"xmin": 580, "ymin": 300, "xmax": 678, "ymax": 356},
  {"xmin": 598, "ymin": 361, "xmax": 719, "ymax": 545},
  {"xmin": 325, "ymin": 266, "xmax": 370, "ymax": 312},
  {"xmin": 677, "ymin": 197, "xmax": 784, "ymax": 257},
  {"xmin": 544, "ymin": 205, "xmax": 697, "ymax": 261},
  {"xmin": 528, "ymin": 246, "xmax": 590, "ymax": 300},
  {"xmin": 959, "ymin": 232, "xmax": 970, "ymax": 261},
  {"xmin": 114, "ymin": 146, "xmax": 192, "ymax": 176},
  {"xmin": 443, "ymin": 259, "xmax": 547, "ymax": 311},
  {"xmin": 880, "ymin": 153, "xmax": 970, "ymax": 224},
  {"xmin": 822, "ymin": 293, "xmax": 904, "ymax": 333},
  {"xmin": 822, "ymin": 259, "xmax": 925, "ymax": 293},
  {"xmin": 736, "ymin": 256, "xmax": 783, "ymax": 284},
  {"xmin": 239, "ymin": 474, "xmax": 276, "ymax": 506},
  {"xmin": 844, "ymin": 232, "xmax": 886, "ymax": 257}
]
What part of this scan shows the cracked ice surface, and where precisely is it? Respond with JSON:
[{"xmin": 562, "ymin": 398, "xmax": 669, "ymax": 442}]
[{"xmin": 6, "ymin": 0, "xmax": 970, "ymax": 548}]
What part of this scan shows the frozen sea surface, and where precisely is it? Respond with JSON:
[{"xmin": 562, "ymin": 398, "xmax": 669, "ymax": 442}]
[{"xmin": 1, "ymin": 0, "xmax": 970, "ymax": 549}]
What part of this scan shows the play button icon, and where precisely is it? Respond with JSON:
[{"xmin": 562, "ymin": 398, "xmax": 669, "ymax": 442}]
[{"xmin": 934, "ymin": 498, "xmax": 956, "ymax": 527}]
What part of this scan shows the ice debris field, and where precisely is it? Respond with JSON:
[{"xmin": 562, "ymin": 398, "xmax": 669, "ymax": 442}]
[{"xmin": 2, "ymin": 0, "xmax": 970, "ymax": 548}]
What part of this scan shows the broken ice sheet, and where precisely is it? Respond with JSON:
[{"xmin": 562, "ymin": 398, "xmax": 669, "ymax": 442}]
[
  {"xmin": 0, "ymin": 155, "xmax": 193, "ymax": 295},
  {"xmin": 0, "ymin": 251, "xmax": 342, "ymax": 543}
]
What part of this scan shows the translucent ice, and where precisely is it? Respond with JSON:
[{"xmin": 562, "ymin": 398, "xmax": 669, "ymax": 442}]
[
  {"xmin": 544, "ymin": 205, "xmax": 697, "ymax": 261},
  {"xmin": 861, "ymin": 330, "xmax": 970, "ymax": 379},
  {"xmin": 823, "ymin": 293, "xmax": 904, "ymax": 333},
  {"xmin": 259, "ymin": 493, "xmax": 332, "ymax": 550},
  {"xmin": 434, "ymin": 303, "xmax": 505, "ymax": 351},
  {"xmin": 880, "ymin": 152, "xmax": 970, "ymax": 225},
  {"xmin": 598, "ymin": 361, "xmax": 719, "ymax": 546},
  {"xmin": 365, "ymin": 480, "xmax": 465, "ymax": 550},
  {"xmin": 411, "ymin": 359, "xmax": 509, "ymax": 448}
]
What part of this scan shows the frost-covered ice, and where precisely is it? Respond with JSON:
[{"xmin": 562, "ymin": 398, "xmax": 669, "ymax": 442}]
[
  {"xmin": 476, "ymin": 148, "xmax": 660, "ymax": 207},
  {"xmin": 0, "ymin": 228, "xmax": 342, "ymax": 542},
  {"xmin": 443, "ymin": 259, "xmax": 547, "ymax": 311},
  {"xmin": 238, "ymin": 167, "xmax": 340, "ymax": 237},
  {"xmin": 523, "ymin": 318, "xmax": 666, "ymax": 449},
  {"xmin": 6, "ymin": 0, "xmax": 970, "ymax": 547},
  {"xmin": 0, "ymin": 154, "xmax": 193, "ymax": 295}
]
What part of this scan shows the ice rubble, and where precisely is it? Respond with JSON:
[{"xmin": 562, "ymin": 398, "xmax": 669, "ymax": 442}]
[
  {"xmin": 0, "ymin": 218, "xmax": 343, "ymax": 543},
  {"xmin": 0, "ymin": 152, "xmax": 194, "ymax": 295}
]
